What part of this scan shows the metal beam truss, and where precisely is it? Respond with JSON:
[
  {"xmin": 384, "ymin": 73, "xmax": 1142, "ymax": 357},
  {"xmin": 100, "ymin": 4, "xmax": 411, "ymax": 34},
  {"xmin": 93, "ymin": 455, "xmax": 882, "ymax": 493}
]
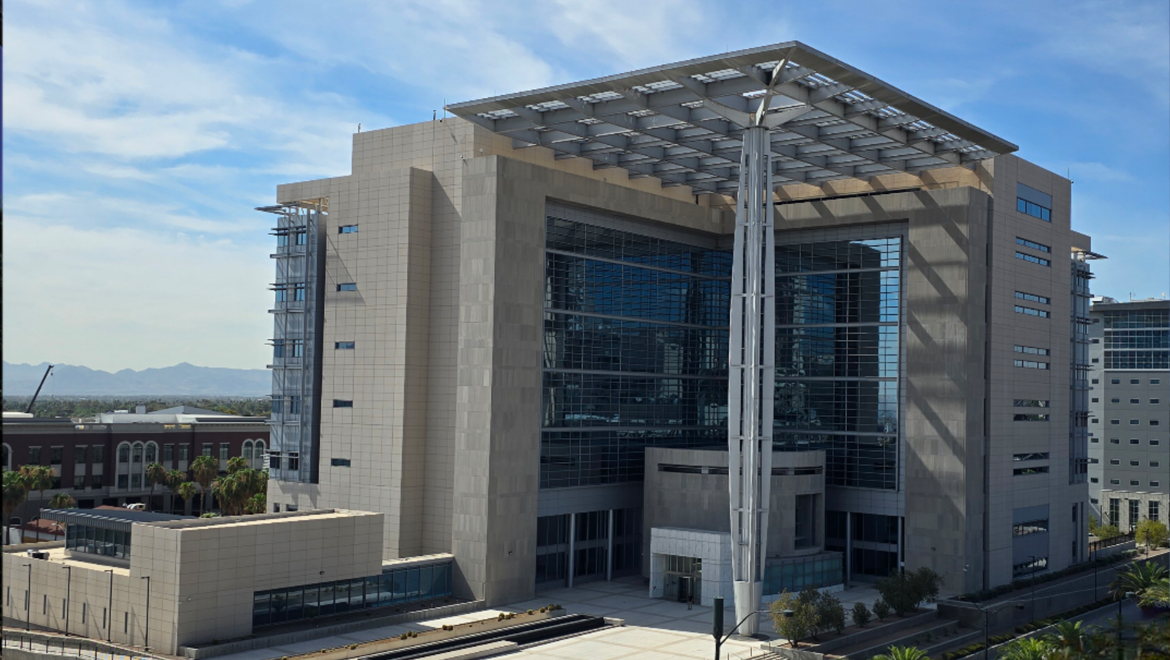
[
  {"xmin": 258, "ymin": 200, "xmax": 325, "ymax": 485},
  {"xmin": 446, "ymin": 42, "xmax": 1016, "ymax": 196}
]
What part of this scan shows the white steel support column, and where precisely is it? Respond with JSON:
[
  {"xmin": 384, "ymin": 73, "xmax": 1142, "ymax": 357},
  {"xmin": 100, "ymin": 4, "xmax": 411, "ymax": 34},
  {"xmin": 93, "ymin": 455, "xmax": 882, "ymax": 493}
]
[{"xmin": 727, "ymin": 124, "xmax": 776, "ymax": 636}]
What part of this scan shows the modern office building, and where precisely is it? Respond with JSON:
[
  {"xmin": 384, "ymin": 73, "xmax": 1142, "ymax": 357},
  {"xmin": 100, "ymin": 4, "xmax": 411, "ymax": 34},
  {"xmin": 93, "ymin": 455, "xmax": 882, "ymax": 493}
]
[
  {"xmin": 262, "ymin": 42, "xmax": 1096, "ymax": 610},
  {"xmin": 1087, "ymin": 297, "xmax": 1170, "ymax": 532},
  {"xmin": 2, "ymin": 407, "xmax": 268, "ymax": 523}
]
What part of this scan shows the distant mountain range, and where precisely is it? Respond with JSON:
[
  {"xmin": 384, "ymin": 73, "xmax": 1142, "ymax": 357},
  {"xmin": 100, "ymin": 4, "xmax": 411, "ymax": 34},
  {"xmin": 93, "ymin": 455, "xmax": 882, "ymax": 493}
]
[{"xmin": 3, "ymin": 362, "xmax": 271, "ymax": 396}]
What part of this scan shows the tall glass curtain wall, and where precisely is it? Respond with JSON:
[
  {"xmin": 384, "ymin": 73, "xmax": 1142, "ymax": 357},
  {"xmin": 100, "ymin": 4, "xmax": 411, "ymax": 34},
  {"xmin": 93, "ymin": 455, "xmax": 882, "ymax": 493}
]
[
  {"xmin": 542, "ymin": 214, "xmax": 733, "ymax": 490},
  {"xmin": 773, "ymin": 236, "xmax": 902, "ymax": 490},
  {"xmin": 535, "ymin": 508, "xmax": 641, "ymax": 587},
  {"xmin": 1102, "ymin": 308, "xmax": 1170, "ymax": 369}
]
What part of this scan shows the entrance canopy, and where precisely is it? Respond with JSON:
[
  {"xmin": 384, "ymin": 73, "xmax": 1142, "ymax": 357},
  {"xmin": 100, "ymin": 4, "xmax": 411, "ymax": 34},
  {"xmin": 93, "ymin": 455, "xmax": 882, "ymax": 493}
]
[{"xmin": 447, "ymin": 42, "xmax": 1017, "ymax": 195}]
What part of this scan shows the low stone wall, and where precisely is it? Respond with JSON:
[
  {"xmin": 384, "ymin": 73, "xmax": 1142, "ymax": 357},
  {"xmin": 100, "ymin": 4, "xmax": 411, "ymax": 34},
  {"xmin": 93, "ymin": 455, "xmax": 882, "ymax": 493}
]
[
  {"xmin": 178, "ymin": 600, "xmax": 485, "ymax": 659},
  {"xmin": 938, "ymin": 552, "xmax": 1167, "ymax": 633},
  {"xmin": 800, "ymin": 611, "xmax": 937, "ymax": 655}
]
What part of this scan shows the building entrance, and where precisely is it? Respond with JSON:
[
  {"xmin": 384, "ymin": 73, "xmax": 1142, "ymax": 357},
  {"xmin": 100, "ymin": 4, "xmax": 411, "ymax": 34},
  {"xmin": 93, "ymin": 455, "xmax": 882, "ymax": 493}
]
[{"xmin": 662, "ymin": 555, "xmax": 702, "ymax": 603}]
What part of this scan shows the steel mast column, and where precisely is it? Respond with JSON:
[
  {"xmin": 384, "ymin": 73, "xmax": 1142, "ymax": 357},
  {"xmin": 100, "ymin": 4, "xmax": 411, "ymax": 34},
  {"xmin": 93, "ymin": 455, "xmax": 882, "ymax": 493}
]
[{"xmin": 727, "ymin": 124, "xmax": 776, "ymax": 636}]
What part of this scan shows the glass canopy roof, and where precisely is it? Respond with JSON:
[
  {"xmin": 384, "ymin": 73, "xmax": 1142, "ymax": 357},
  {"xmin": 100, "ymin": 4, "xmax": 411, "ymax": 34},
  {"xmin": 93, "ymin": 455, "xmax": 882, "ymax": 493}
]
[{"xmin": 447, "ymin": 42, "xmax": 1017, "ymax": 195}]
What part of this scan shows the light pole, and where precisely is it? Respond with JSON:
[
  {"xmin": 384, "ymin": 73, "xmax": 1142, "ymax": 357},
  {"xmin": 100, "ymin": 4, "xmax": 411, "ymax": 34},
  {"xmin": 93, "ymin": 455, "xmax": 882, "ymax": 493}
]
[
  {"xmin": 979, "ymin": 601, "xmax": 1025, "ymax": 660},
  {"xmin": 712, "ymin": 596, "xmax": 790, "ymax": 660},
  {"xmin": 22, "ymin": 563, "xmax": 33, "ymax": 631},
  {"xmin": 104, "ymin": 569, "xmax": 114, "ymax": 643},
  {"xmin": 62, "ymin": 565, "xmax": 72, "ymax": 636},
  {"xmin": 1028, "ymin": 555, "xmax": 1040, "ymax": 622},
  {"xmin": 1116, "ymin": 590, "xmax": 1134, "ymax": 660},
  {"xmin": 140, "ymin": 576, "xmax": 151, "ymax": 650}
]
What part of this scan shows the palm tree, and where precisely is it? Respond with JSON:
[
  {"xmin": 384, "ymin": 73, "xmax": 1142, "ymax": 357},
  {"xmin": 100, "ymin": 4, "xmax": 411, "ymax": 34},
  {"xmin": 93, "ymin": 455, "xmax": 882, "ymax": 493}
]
[
  {"xmin": 997, "ymin": 637, "xmax": 1053, "ymax": 660},
  {"xmin": 176, "ymin": 481, "xmax": 198, "ymax": 516},
  {"xmin": 872, "ymin": 646, "xmax": 928, "ymax": 660},
  {"xmin": 1138, "ymin": 576, "xmax": 1169, "ymax": 609},
  {"xmin": 1045, "ymin": 620, "xmax": 1091, "ymax": 652},
  {"xmin": 19, "ymin": 465, "xmax": 54, "ymax": 520},
  {"xmin": 3, "ymin": 471, "xmax": 31, "ymax": 543},
  {"xmin": 48, "ymin": 493, "xmax": 76, "ymax": 509},
  {"xmin": 1113, "ymin": 561, "xmax": 1169, "ymax": 599},
  {"xmin": 226, "ymin": 456, "xmax": 248, "ymax": 474},
  {"xmin": 165, "ymin": 470, "xmax": 185, "ymax": 513},
  {"xmin": 191, "ymin": 455, "xmax": 218, "ymax": 515},
  {"xmin": 145, "ymin": 462, "xmax": 168, "ymax": 512}
]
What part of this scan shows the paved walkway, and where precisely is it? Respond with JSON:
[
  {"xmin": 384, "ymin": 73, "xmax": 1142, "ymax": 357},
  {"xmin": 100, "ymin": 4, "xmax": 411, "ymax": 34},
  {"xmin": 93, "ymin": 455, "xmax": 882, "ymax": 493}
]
[{"xmin": 213, "ymin": 576, "xmax": 762, "ymax": 660}]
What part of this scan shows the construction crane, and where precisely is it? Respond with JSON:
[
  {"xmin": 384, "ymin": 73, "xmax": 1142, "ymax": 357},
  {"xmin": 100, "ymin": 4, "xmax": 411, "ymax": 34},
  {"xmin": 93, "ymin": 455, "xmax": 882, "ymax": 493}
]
[{"xmin": 26, "ymin": 364, "xmax": 54, "ymax": 415}]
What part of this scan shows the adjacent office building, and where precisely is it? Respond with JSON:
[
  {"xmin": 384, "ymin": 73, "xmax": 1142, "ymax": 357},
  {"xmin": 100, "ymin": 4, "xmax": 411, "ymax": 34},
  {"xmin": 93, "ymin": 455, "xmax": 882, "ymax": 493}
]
[
  {"xmin": 263, "ymin": 43, "xmax": 1096, "ymax": 607},
  {"xmin": 2, "ymin": 407, "xmax": 268, "ymax": 521},
  {"xmin": 1087, "ymin": 297, "xmax": 1170, "ymax": 532}
]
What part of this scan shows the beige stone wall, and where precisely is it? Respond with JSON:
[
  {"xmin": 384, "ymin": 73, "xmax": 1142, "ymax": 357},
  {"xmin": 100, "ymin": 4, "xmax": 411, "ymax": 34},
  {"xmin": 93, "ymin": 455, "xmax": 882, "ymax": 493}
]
[{"xmin": 2, "ymin": 511, "xmax": 383, "ymax": 655}]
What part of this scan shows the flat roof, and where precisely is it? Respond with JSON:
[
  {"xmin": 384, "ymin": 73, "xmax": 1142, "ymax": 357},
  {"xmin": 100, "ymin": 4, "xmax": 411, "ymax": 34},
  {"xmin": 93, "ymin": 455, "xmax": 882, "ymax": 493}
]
[
  {"xmin": 41, "ymin": 507, "xmax": 190, "ymax": 532},
  {"xmin": 448, "ymin": 42, "xmax": 1017, "ymax": 195}
]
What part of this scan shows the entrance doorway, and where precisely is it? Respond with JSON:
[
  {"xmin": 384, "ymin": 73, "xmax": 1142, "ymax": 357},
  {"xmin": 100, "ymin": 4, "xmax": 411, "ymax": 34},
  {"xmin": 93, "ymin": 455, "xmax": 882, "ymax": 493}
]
[{"xmin": 662, "ymin": 555, "xmax": 702, "ymax": 603}]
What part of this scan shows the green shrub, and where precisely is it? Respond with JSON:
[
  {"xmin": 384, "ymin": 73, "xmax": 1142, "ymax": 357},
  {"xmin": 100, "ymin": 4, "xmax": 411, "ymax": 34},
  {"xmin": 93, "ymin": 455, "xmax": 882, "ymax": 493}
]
[
  {"xmin": 399, "ymin": 634, "xmax": 408, "ymax": 641},
  {"xmin": 527, "ymin": 609, "xmax": 534, "ymax": 615},
  {"xmin": 851, "ymin": 601, "xmax": 871, "ymax": 627},
  {"xmin": 872, "ymin": 598, "xmax": 891, "ymax": 620}
]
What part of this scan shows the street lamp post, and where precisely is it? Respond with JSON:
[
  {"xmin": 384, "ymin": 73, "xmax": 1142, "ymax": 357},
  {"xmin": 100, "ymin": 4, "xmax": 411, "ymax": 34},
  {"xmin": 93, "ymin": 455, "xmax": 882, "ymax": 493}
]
[
  {"xmin": 712, "ymin": 596, "xmax": 789, "ymax": 660},
  {"xmin": 22, "ymin": 563, "xmax": 33, "ymax": 631},
  {"xmin": 62, "ymin": 565, "xmax": 72, "ymax": 636},
  {"xmin": 1116, "ymin": 591, "xmax": 1134, "ymax": 660},
  {"xmin": 140, "ymin": 576, "xmax": 151, "ymax": 650},
  {"xmin": 1028, "ymin": 555, "xmax": 1041, "ymax": 622},
  {"xmin": 104, "ymin": 569, "xmax": 114, "ymax": 643},
  {"xmin": 979, "ymin": 601, "xmax": 1026, "ymax": 660}
]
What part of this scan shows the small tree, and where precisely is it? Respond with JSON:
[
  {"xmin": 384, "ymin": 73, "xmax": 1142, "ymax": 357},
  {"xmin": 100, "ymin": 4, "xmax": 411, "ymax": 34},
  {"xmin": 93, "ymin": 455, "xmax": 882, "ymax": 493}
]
[
  {"xmin": 165, "ymin": 470, "xmax": 186, "ymax": 513},
  {"xmin": 798, "ymin": 587, "xmax": 824, "ymax": 637},
  {"xmin": 851, "ymin": 601, "xmax": 871, "ymax": 627},
  {"xmin": 3, "ymin": 470, "xmax": 31, "ymax": 542},
  {"xmin": 1095, "ymin": 523, "xmax": 1121, "ymax": 540},
  {"xmin": 872, "ymin": 598, "xmax": 891, "ymax": 621},
  {"xmin": 876, "ymin": 567, "xmax": 944, "ymax": 616},
  {"xmin": 49, "ymin": 493, "xmax": 76, "ymax": 509},
  {"xmin": 176, "ymin": 481, "xmax": 198, "ymax": 515},
  {"xmin": 191, "ymin": 455, "xmax": 218, "ymax": 515},
  {"xmin": 770, "ymin": 589, "xmax": 817, "ymax": 647},
  {"xmin": 145, "ymin": 462, "xmax": 168, "ymax": 512},
  {"xmin": 1135, "ymin": 519, "xmax": 1170, "ymax": 554},
  {"xmin": 1088, "ymin": 514, "xmax": 1100, "ymax": 536},
  {"xmin": 816, "ymin": 592, "xmax": 846, "ymax": 635},
  {"xmin": 908, "ymin": 567, "xmax": 944, "ymax": 607}
]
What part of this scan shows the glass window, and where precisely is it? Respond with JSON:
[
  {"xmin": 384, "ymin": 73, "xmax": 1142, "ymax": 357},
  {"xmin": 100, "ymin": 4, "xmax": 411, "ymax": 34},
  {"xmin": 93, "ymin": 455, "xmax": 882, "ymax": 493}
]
[
  {"xmin": 337, "ymin": 283, "xmax": 358, "ymax": 291},
  {"xmin": 1014, "ymin": 238, "xmax": 1051, "ymax": 254},
  {"xmin": 144, "ymin": 444, "xmax": 157, "ymax": 463},
  {"xmin": 1015, "ymin": 252, "xmax": 1051, "ymax": 267},
  {"xmin": 179, "ymin": 445, "xmax": 189, "ymax": 462},
  {"xmin": 335, "ymin": 341, "xmax": 356, "ymax": 350},
  {"xmin": 202, "ymin": 443, "xmax": 212, "ymax": 457},
  {"xmin": 333, "ymin": 400, "xmax": 354, "ymax": 408},
  {"xmin": 117, "ymin": 445, "xmax": 129, "ymax": 463},
  {"xmin": 406, "ymin": 568, "xmax": 420, "ymax": 599},
  {"xmin": 339, "ymin": 225, "xmax": 358, "ymax": 234},
  {"xmin": 163, "ymin": 445, "xmax": 173, "ymax": 462},
  {"xmin": 253, "ymin": 592, "xmax": 271, "ymax": 626},
  {"xmin": 93, "ymin": 446, "xmax": 104, "ymax": 464},
  {"xmin": 75, "ymin": 447, "xmax": 88, "ymax": 464},
  {"xmin": 220, "ymin": 443, "xmax": 230, "ymax": 460}
]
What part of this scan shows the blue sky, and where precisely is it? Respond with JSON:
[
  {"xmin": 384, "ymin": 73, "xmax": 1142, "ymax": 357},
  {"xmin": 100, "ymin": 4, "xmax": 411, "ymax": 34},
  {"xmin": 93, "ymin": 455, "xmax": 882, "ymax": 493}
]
[{"xmin": 3, "ymin": 0, "xmax": 1168, "ymax": 371}]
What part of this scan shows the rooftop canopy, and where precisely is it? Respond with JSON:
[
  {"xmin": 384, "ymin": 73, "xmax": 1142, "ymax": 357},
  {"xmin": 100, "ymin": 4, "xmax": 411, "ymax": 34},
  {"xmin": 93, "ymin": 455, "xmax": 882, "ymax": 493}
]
[{"xmin": 447, "ymin": 42, "xmax": 1017, "ymax": 195}]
